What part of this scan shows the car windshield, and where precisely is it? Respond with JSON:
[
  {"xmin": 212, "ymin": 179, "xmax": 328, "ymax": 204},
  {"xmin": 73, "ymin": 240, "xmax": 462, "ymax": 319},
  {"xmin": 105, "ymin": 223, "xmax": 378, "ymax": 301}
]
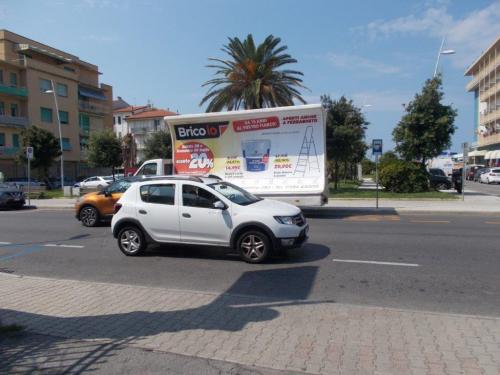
[
  {"xmin": 103, "ymin": 176, "xmax": 114, "ymax": 181},
  {"xmin": 105, "ymin": 180, "xmax": 132, "ymax": 194},
  {"xmin": 492, "ymin": 169, "xmax": 500, "ymax": 173},
  {"xmin": 208, "ymin": 182, "xmax": 262, "ymax": 206}
]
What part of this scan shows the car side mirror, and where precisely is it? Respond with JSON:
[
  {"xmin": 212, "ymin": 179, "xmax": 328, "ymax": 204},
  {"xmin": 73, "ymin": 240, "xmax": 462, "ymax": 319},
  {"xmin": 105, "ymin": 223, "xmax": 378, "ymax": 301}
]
[
  {"xmin": 104, "ymin": 190, "xmax": 112, "ymax": 197},
  {"xmin": 213, "ymin": 200, "xmax": 226, "ymax": 210}
]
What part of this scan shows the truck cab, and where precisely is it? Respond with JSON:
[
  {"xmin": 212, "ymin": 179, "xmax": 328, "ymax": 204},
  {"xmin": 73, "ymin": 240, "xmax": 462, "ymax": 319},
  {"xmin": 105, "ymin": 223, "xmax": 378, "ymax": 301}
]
[{"xmin": 134, "ymin": 159, "xmax": 173, "ymax": 177}]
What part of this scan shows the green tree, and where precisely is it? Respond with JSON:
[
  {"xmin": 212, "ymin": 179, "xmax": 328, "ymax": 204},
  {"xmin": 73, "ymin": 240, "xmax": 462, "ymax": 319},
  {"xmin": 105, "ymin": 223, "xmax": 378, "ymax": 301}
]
[
  {"xmin": 200, "ymin": 34, "xmax": 306, "ymax": 112},
  {"xmin": 321, "ymin": 95, "xmax": 368, "ymax": 189},
  {"xmin": 393, "ymin": 75, "xmax": 457, "ymax": 168},
  {"xmin": 378, "ymin": 150, "xmax": 399, "ymax": 170},
  {"xmin": 18, "ymin": 126, "xmax": 61, "ymax": 179},
  {"xmin": 87, "ymin": 130, "xmax": 122, "ymax": 178},
  {"xmin": 143, "ymin": 130, "xmax": 172, "ymax": 160}
]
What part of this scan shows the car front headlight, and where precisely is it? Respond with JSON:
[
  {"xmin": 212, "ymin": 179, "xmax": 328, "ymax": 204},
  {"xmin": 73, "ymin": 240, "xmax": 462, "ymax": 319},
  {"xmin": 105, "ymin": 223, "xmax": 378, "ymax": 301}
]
[{"xmin": 274, "ymin": 216, "xmax": 295, "ymax": 225}]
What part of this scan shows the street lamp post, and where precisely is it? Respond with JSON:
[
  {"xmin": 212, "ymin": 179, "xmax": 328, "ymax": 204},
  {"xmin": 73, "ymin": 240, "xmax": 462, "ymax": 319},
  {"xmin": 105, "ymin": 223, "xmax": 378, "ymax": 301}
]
[
  {"xmin": 433, "ymin": 37, "xmax": 455, "ymax": 77},
  {"xmin": 44, "ymin": 80, "xmax": 64, "ymax": 192}
]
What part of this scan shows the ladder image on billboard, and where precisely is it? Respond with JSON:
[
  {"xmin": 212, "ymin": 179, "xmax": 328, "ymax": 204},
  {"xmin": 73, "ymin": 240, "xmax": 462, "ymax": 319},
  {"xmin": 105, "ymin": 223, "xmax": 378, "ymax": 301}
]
[{"xmin": 294, "ymin": 126, "xmax": 320, "ymax": 176}]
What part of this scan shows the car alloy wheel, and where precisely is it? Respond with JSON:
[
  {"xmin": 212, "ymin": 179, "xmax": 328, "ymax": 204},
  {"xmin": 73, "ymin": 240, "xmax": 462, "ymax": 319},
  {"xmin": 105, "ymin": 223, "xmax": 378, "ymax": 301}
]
[
  {"xmin": 80, "ymin": 206, "xmax": 98, "ymax": 227},
  {"xmin": 118, "ymin": 226, "xmax": 145, "ymax": 256},
  {"xmin": 238, "ymin": 231, "xmax": 269, "ymax": 263},
  {"xmin": 436, "ymin": 183, "xmax": 448, "ymax": 190}
]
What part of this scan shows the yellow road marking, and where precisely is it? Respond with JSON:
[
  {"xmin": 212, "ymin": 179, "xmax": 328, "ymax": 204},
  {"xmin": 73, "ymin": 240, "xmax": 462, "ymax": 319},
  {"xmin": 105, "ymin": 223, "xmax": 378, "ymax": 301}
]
[
  {"xmin": 410, "ymin": 220, "xmax": 450, "ymax": 224},
  {"xmin": 485, "ymin": 221, "xmax": 500, "ymax": 225}
]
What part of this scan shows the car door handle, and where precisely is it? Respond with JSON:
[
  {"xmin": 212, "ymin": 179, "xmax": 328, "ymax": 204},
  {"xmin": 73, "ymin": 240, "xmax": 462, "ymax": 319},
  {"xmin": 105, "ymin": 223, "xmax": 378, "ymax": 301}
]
[
  {"xmin": 182, "ymin": 213, "xmax": 191, "ymax": 218},
  {"xmin": 138, "ymin": 209, "xmax": 147, "ymax": 215}
]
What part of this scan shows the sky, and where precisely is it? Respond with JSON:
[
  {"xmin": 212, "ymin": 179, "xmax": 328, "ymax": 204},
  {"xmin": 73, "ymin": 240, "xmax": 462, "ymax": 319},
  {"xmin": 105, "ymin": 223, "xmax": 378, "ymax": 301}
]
[{"xmin": 2, "ymin": 0, "xmax": 499, "ymax": 154}]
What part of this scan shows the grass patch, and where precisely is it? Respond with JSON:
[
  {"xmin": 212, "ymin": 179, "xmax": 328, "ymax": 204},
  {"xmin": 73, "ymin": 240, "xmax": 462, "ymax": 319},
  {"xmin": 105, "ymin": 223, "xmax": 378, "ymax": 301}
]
[
  {"xmin": 329, "ymin": 181, "xmax": 458, "ymax": 199},
  {"xmin": 0, "ymin": 323, "xmax": 24, "ymax": 336}
]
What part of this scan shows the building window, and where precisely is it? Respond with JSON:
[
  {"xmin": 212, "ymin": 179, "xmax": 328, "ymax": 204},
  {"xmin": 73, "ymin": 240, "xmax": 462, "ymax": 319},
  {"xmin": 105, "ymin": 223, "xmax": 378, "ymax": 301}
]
[
  {"xmin": 56, "ymin": 83, "xmax": 68, "ymax": 97},
  {"xmin": 9, "ymin": 73, "xmax": 17, "ymax": 87},
  {"xmin": 63, "ymin": 66, "xmax": 75, "ymax": 73},
  {"xmin": 59, "ymin": 110, "xmax": 69, "ymax": 124},
  {"xmin": 0, "ymin": 69, "xmax": 3, "ymax": 84},
  {"xmin": 79, "ymin": 113, "xmax": 90, "ymax": 134},
  {"xmin": 39, "ymin": 79, "xmax": 52, "ymax": 93},
  {"xmin": 41, "ymin": 107, "xmax": 53, "ymax": 123},
  {"xmin": 0, "ymin": 133, "xmax": 5, "ymax": 146},
  {"xmin": 118, "ymin": 116, "xmax": 122, "ymax": 124},
  {"xmin": 62, "ymin": 138, "xmax": 72, "ymax": 151},
  {"xmin": 0, "ymin": 102, "xmax": 4, "ymax": 115},
  {"xmin": 113, "ymin": 116, "xmax": 116, "ymax": 125},
  {"xmin": 154, "ymin": 119, "xmax": 160, "ymax": 131},
  {"xmin": 10, "ymin": 103, "xmax": 18, "ymax": 117},
  {"xmin": 12, "ymin": 134, "xmax": 20, "ymax": 148}
]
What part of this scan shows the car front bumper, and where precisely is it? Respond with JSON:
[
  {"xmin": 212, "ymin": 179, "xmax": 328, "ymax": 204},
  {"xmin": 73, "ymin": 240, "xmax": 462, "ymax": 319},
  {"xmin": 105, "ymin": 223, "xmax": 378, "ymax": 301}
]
[{"xmin": 278, "ymin": 224, "xmax": 309, "ymax": 249}]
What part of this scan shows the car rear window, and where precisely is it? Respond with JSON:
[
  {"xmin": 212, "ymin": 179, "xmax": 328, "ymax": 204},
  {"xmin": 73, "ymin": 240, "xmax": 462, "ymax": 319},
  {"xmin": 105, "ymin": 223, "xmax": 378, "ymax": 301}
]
[{"xmin": 492, "ymin": 169, "xmax": 500, "ymax": 173}]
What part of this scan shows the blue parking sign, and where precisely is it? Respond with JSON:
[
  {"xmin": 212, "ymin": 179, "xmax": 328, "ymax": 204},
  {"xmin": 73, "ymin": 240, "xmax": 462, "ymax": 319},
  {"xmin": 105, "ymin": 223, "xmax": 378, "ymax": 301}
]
[{"xmin": 372, "ymin": 139, "xmax": 383, "ymax": 156}]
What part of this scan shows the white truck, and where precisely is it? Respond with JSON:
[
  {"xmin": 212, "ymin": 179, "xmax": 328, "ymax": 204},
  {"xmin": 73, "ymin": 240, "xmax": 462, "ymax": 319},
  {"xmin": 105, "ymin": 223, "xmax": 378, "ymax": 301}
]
[{"xmin": 134, "ymin": 104, "xmax": 328, "ymax": 206}]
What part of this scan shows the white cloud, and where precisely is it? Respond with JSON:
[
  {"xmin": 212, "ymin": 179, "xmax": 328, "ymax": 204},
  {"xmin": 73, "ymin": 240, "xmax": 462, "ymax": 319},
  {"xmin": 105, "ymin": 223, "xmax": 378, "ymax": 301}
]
[
  {"xmin": 351, "ymin": 91, "xmax": 411, "ymax": 112},
  {"xmin": 355, "ymin": 2, "xmax": 500, "ymax": 69},
  {"xmin": 326, "ymin": 53, "xmax": 402, "ymax": 75}
]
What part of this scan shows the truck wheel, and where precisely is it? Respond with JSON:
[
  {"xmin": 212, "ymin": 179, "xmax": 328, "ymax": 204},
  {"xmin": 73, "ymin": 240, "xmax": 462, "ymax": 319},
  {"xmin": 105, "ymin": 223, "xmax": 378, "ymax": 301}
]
[
  {"xmin": 436, "ymin": 182, "xmax": 448, "ymax": 190},
  {"xmin": 237, "ymin": 230, "xmax": 270, "ymax": 264},
  {"xmin": 80, "ymin": 206, "xmax": 99, "ymax": 227},
  {"xmin": 118, "ymin": 226, "xmax": 146, "ymax": 256}
]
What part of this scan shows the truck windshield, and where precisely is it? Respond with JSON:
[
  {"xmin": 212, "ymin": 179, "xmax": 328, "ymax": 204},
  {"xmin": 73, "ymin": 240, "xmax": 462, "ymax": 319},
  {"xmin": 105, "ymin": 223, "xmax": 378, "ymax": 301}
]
[{"xmin": 208, "ymin": 182, "xmax": 262, "ymax": 206}]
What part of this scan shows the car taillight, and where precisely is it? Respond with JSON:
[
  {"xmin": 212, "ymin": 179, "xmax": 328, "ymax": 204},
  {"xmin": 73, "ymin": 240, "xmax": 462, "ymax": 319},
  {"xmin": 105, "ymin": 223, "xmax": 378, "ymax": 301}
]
[
  {"xmin": 114, "ymin": 203, "xmax": 122, "ymax": 214},
  {"xmin": 490, "ymin": 173, "xmax": 495, "ymax": 176}
]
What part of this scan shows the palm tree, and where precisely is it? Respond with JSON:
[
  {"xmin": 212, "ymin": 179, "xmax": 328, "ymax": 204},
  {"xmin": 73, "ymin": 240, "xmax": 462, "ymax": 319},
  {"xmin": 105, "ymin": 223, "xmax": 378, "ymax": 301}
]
[{"xmin": 200, "ymin": 34, "xmax": 307, "ymax": 112}]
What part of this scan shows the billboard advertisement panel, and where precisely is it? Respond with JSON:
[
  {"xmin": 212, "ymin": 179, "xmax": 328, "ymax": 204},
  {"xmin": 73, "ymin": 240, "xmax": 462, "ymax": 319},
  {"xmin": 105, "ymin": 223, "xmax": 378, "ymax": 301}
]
[{"xmin": 168, "ymin": 105, "xmax": 326, "ymax": 195}]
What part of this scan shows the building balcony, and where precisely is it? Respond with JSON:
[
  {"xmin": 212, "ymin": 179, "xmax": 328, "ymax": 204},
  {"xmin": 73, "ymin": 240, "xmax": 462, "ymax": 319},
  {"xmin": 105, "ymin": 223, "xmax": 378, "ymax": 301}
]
[
  {"xmin": 0, "ymin": 83, "xmax": 28, "ymax": 98},
  {"xmin": 0, "ymin": 115, "xmax": 29, "ymax": 128},
  {"xmin": 478, "ymin": 132, "xmax": 500, "ymax": 147},
  {"xmin": 0, "ymin": 146, "xmax": 20, "ymax": 159},
  {"xmin": 480, "ymin": 110, "xmax": 500, "ymax": 125},
  {"xmin": 23, "ymin": 58, "xmax": 78, "ymax": 81},
  {"xmin": 78, "ymin": 100, "xmax": 110, "ymax": 116},
  {"xmin": 466, "ymin": 76, "xmax": 479, "ymax": 92}
]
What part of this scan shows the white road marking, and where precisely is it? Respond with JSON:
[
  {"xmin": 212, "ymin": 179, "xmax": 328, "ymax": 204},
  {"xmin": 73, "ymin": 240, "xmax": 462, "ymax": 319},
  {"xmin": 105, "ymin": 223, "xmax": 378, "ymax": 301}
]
[
  {"xmin": 0, "ymin": 242, "xmax": 12, "ymax": 245},
  {"xmin": 43, "ymin": 244, "xmax": 85, "ymax": 249},
  {"xmin": 332, "ymin": 259, "xmax": 420, "ymax": 267}
]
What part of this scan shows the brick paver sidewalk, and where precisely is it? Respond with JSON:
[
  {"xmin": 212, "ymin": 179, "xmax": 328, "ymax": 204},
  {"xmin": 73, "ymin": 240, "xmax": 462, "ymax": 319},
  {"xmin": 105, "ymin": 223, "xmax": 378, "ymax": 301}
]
[{"xmin": 1, "ymin": 274, "xmax": 499, "ymax": 375}]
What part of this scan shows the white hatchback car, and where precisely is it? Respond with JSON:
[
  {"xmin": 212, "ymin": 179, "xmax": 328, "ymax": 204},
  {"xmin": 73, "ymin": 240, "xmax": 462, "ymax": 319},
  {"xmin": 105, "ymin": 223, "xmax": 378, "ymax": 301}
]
[
  {"xmin": 77, "ymin": 176, "xmax": 114, "ymax": 190},
  {"xmin": 111, "ymin": 176, "xmax": 308, "ymax": 263},
  {"xmin": 480, "ymin": 168, "xmax": 500, "ymax": 184}
]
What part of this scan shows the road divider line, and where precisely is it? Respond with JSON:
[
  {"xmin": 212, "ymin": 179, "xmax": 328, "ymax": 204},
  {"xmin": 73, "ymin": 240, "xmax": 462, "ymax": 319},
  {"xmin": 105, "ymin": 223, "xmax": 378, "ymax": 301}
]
[
  {"xmin": 332, "ymin": 258, "xmax": 420, "ymax": 267},
  {"xmin": 485, "ymin": 221, "xmax": 500, "ymax": 225},
  {"xmin": 0, "ymin": 242, "xmax": 12, "ymax": 245},
  {"xmin": 43, "ymin": 244, "xmax": 85, "ymax": 249},
  {"xmin": 410, "ymin": 220, "xmax": 450, "ymax": 224}
]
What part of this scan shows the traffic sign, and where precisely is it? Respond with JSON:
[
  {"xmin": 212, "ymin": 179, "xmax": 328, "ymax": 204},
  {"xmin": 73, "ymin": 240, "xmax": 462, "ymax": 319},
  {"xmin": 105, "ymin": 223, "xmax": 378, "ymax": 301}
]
[
  {"xmin": 26, "ymin": 147, "xmax": 34, "ymax": 160},
  {"xmin": 372, "ymin": 139, "xmax": 383, "ymax": 156}
]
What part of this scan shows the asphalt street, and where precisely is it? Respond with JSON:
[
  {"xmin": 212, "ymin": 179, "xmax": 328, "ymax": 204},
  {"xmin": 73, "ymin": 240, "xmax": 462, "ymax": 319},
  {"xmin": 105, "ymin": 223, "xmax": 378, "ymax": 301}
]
[
  {"xmin": 466, "ymin": 179, "xmax": 500, "ymax": 196},
  {"xmin": 0, "ymin": 208, "xmax": 499, "ymax": 317}
]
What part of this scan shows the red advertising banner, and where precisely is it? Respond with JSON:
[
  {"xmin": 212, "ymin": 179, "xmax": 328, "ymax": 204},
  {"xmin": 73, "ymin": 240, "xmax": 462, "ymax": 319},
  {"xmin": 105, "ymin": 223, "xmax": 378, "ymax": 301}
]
[{"xmin": 233, "ymin": 116, "xmax": 280, "ymax": 132}]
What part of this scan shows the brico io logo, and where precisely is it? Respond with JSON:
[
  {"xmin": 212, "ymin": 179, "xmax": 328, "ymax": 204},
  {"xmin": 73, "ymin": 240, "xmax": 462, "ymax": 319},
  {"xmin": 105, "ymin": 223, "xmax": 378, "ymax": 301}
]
[{"xmin": 174, "ymin": 122, "xmax": 229, "ymax": 140}]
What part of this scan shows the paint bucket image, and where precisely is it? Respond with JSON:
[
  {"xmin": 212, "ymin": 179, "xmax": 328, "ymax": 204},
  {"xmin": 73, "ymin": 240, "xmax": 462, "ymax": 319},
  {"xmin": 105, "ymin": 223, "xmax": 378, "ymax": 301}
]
[{"xmin": 241, "ymin": 139, "xmax": 271, "ymax": 172}]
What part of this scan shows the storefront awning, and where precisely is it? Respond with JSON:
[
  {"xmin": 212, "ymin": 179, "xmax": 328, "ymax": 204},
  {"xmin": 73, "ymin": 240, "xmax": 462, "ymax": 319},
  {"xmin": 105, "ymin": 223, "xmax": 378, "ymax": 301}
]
[
  {"xmin": 485, "ymin": 151, "xmax": 493, "ymax": 159},
  {"xmin": 78, "ymin": 86, "xmax": 107, "ymax": 101},
  {"xmin": 493, "ymin": 150, "xmax": 500, "ymax": 159},
  {"xmin": 468, "ymin": 150, "xmax": 486, "ymax": 157}
]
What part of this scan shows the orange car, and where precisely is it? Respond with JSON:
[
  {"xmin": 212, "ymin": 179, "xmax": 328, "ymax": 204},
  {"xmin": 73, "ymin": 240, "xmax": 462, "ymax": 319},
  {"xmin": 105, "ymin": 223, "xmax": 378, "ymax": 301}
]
[{"xmin": 75, "ymin": 178, "xmax": 136, "ymax": 227}]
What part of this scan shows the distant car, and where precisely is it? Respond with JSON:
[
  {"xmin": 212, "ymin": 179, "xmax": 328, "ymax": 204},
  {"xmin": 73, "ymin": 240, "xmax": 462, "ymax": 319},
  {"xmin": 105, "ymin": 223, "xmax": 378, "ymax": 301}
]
[
  {"xmin": 480, "ymin": 168, "xmax": 500, "ymax": 184},
  {"xmin": 0, "ymin": 184, "xmax": 25, "ymax": 209},
  {"xmin": 76, "ymin": 176, "xmax": 114, "ymax": 191},
  {"xmin": 466, "ymin": 165, "xmax": 484, "ymax": 180},
  {"xmin": 47, "ymin": 177, "xmax": 76, "ymax": 189},
  {"xmin": 5, "ymin": 178, "xmax": 46, "ymax": 189},
  {"xmin": 428, "ymin": 168, "xmax": 452, "ymax": 190},
  {"xmin": 473, "ymin": 168, "xmax": 489, "ymax": 182}
]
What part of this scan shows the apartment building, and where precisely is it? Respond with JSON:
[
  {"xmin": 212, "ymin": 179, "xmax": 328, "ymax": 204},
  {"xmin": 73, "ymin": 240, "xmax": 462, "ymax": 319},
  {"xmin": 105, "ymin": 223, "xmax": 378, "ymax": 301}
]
[
  {"xmin": 113, "ymin": 104, "xmax": 149, "ymax": 138},
  {"xmin": 126, "ymin": 108, "xmax": 177, "ymax": 162},
  {"xmin": 465, "ymin": 37, "xmax": 500, "ymax": 166},
  {"xmin": 0, "ymin": 29, "xmax": 113, "ymax": 179}
]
